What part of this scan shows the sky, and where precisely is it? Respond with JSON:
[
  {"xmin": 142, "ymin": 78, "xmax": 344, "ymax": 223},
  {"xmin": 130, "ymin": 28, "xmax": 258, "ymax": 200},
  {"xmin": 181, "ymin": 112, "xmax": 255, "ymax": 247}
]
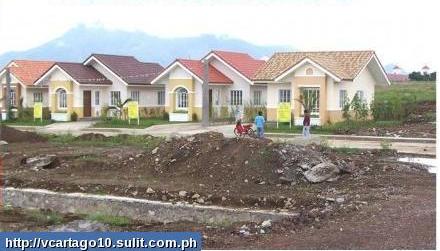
[{"xmin": 0, "ymin": 0, "xmax": 438, "ymax": 71}]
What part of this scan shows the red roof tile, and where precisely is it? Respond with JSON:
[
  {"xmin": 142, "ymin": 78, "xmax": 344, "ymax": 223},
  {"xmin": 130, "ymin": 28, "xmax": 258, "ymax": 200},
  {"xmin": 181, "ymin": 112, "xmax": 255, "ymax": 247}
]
[
  {"xmin": 210, "ymin": 50, "xmax": 266, "ymax": 80},
  {"xmin": 177, "ymin": 59, "xmax": 232, "ymax": 84},
  {"xmin": 7, "ymin": 60, "xmax": 55, "ymax": 85},
  {"xmin": 56, "ymin": 62, "xmax": 112, "ymax": 85},
  {"xmin": 86, "ymin": 54, "xmax": 163, "ymax": 85}
]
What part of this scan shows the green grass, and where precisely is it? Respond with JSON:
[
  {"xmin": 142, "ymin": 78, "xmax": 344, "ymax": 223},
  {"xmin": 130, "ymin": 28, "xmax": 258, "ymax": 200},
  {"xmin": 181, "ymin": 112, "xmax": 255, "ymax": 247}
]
[
  {"xmin": 265, "ymin": 120, "xmax": 401, "ymax": 134},
  {"xmin": 26, "ymin": 209, "xmax": 63, "ymax": 225},
  {"xmin": 86, "ymin": 213, "xmax": 132, "ymax": 227},
  {"xmin": 93, "ymin": 117, "xmax": 171, "ymax": 129},
  {"xmin": 1, "ymin": 118, "xmax": 53, "ymax": 126},
  {"xmin": 45, "ymin": 133, "xmax": 164, "ymax": 149},
  {"xmin": 376, "ymin": 81, "xmax": 436, "ymax": 103}
]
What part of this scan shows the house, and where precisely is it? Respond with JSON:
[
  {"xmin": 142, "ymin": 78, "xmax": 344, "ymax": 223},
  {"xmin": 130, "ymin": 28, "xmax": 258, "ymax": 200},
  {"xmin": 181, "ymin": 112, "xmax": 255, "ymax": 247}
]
[
  {"xmin": 153, "ymin": 50, "xmax": 390, "ymax": 125},
  {"xmin": 151, "ymin": 50, "xmax": 265, "ymax": 121},
  {"xmin": 33, "ymin": 54, "xmax": 164, "ymax": 121},
  {"xmin": 386, "ymin": 65, "xmax": 409, "ymax": 82},
  {"xmin": 0, "ymin": 60, "xmax": 55, "ymax": 117},
  {"xmin": 254, "ymin": 50, "xmax": 390, "ymax": 125}
]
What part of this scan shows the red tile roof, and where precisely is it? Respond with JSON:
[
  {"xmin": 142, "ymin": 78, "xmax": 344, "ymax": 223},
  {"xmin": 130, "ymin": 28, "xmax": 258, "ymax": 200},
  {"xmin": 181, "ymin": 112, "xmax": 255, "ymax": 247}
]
[
  {"xmin": 86, "ymin": 54, "xmax": 164, "ymax": 85},
  {"xmin": 177, "ymin": 59, "xmax": 232, "ymax": 84},
  {"xmin": 210, "ymin": 50, "xmax": 266, "ymax": 80},
  {"xmin": 56, "ymin": 62, "xmax": 112, "ymax": 85},
  {"xmin": 7, "ymin": 60, "xmax": 55, "ymax": 85},
  {"xmin": 387, "ymin": 73, "xmax": 409, "ymax": 82}
]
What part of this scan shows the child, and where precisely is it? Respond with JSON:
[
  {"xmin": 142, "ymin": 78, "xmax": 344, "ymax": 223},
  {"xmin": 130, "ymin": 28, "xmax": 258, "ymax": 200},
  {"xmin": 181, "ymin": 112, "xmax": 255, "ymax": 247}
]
[
  {"xmin": 303, "ymin": 109, "xmax": 311, "ymax": 138},
  {"xmin": 254, "ymin": 111, "xmax": 265, "ymax": 138}
]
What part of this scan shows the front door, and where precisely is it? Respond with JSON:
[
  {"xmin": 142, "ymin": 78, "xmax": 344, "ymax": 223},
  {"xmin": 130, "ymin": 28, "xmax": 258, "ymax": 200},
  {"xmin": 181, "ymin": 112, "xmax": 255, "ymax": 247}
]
[{"xmin": 83, "ymin": 90, "xmax": 92, "ymax": 117}]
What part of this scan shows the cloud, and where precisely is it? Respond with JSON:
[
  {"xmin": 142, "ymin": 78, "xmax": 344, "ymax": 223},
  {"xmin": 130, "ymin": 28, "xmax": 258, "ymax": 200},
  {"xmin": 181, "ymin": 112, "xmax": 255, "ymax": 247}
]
[{"xmin": 0, "ymin": 0, "xmax": 437, "ymax": 70}]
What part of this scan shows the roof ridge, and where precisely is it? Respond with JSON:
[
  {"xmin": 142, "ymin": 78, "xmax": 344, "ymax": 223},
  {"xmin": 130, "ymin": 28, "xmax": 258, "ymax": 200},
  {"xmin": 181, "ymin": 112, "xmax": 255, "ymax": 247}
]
[
  {"xmin": 274, "ymin": 50, "xmax": 375, "ymax": 54},
  {"xmin": 91, "ymin": 53, "xmax": 137, "ymax": 58}
]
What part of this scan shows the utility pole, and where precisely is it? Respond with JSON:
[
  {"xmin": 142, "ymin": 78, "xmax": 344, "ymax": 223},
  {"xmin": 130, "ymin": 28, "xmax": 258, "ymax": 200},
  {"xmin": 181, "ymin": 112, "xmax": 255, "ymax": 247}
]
[
  {"xmin": 201, "ymin": 59, "xmax": 210, "ymax": 127},
  {"xmin": 4, "ymin": 67, "xmax": 11, "ymax": 121}
]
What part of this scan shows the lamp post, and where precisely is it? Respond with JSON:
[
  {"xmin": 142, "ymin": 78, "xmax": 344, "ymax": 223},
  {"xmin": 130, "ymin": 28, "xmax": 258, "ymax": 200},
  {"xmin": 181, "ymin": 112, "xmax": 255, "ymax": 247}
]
[{"xmin": 201, "ymin": 59, "xmax": 210, "ymax": 127}]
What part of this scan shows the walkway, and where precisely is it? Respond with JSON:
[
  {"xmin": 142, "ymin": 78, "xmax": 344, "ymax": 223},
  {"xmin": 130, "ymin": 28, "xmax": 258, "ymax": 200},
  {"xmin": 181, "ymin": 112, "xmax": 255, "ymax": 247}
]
[{"xmin": 9, "ymin": 122, "xmax": 436, "ymax": 156}]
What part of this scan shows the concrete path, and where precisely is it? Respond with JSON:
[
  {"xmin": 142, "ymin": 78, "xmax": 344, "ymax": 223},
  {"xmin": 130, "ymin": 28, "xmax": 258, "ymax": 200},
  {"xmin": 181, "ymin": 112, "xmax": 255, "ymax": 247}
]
[{"xmin": 8, "ymin": 122, "xmax": 436, "ymax": 156}]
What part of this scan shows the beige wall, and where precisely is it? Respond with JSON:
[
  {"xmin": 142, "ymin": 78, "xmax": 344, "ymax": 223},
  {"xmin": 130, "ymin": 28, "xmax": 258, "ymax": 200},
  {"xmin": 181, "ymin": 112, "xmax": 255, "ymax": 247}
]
[
  {"xmin": 167, "ymin": 78, "xmax": 198, "ymax": 121},
  {"xmin": 49, "ymin": 81, "xmax": 74, "ymax": 115}
]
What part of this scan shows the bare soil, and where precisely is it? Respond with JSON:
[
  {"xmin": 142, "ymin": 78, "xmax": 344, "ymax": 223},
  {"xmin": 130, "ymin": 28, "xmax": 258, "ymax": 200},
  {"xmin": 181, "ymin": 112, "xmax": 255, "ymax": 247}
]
[{"xmin": 0, "ymin": 129, "xmax": 435, "ymax": 249}]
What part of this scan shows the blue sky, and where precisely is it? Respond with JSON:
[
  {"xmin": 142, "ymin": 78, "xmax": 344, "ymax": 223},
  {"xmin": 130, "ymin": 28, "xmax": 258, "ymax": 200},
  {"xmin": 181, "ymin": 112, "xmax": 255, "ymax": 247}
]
[{"xmin": 0, "ymin": 0, "xmax": 437, "ymax": 70}]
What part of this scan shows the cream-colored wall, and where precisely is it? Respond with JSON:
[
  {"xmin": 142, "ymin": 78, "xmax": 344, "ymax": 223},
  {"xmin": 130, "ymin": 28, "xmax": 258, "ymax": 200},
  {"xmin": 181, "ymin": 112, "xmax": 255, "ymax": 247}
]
[
  {"xmin": 127, "ymin": 86, "xmax": 166, "ymax": 107},
  {"xmin": 25, "ymin": 87, "xmax": 49, "ymax": 107},
  {"xmin": 293, "ymin": 63, "xmax": 325, "ymax": 77},
  {"xmin": 91, "ymin": 61, "xmax": 128, "ymax": 103},
  {"xmin": 266, "ymin": 82, "xmax": 290, "ymax": 109}
]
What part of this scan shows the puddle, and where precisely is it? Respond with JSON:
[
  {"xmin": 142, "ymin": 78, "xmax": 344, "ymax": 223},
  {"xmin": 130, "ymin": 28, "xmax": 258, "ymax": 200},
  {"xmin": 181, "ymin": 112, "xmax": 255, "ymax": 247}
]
[{"xmin": 398, "ymin": 157, "xmax": 437, "ymax": 173}]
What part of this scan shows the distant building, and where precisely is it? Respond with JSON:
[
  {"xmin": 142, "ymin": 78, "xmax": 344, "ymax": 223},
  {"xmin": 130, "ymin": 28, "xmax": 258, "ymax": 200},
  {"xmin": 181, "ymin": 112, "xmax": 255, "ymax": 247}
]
[
  {"xmin": 387, "ymin": 65, "xmax": 409, "ymax": 82},
  {"xmin": 421, "ymin": 65, "xmax": 431, "ymax": 74}
]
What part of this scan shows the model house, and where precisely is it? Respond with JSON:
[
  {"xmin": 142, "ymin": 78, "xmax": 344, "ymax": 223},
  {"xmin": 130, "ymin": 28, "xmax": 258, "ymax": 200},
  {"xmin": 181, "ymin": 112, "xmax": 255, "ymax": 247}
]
[
  {"xmin": 254, "ymin": 51, "xmax": 390, "ymax": 125},
  {"xmin": 0, "ymin": 60, "xmax": 55, "ymax": 116},
  {"xmin": 153, "ymin": 50, "xmax": 390, "ymax": 125},
  {"xmin": 151, "ymin": 50, "xmax": 265, "ymax": 121},
  {"xmin": 32, "ymin": 54, "xmax": 164, "ymax": 121}
]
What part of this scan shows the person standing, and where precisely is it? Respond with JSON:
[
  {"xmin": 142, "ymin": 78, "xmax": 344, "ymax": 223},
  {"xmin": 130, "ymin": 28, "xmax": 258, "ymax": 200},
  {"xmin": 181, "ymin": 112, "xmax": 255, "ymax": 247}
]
[
  {"xmin": 303, "ymin": 109, "xmax": 311, "ymax": 138},
  {"xmin": 254, "ymin": 111, "xmax": 265, "ymax": 138}
]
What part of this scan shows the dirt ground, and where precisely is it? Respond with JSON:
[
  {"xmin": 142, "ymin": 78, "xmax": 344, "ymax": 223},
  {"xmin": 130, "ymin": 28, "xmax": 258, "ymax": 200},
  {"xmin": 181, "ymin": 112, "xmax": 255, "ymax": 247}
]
[{"xmin": 0, "ymin": 127, "xmax": 436, "ymax": 249}]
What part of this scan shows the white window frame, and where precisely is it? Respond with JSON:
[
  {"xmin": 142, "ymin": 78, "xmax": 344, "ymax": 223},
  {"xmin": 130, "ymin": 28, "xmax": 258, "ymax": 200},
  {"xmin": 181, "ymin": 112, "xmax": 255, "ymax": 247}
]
[
  {"xmin": 157, "ymin": 90, "xmax": 165, "ymax": 105},
  {"xmin": 175, "ymin": 87, "xmax": 188, "ymax": 110},
  {"xmin": 339, "ymin": 89, "xmax": 347, "ymax": 108},
  {"xmin": 130, "ymin": 90, "xmax": 140, "ymax": 103},
  {"xmin": 356, "ymin": 90, "xmax": 365, "ymax": 102},
  {"xmin": 301, "ymin": 87, "xmax": 320, "ymax": 115},
  {"xmin": 95, "ymin": 91, "xmax": 100, "ymax": 106},
  {"xmin": 110, "ymin": 91, "xmax": 121, "ymax": 106},
  {"xmin": 278, "ymin": 89, "xmax": 291, "ymax": 103},
  {"xmin": 33, "ymin": 92, "xmax": 43, "ymax": 103},
  {"xmin": 9, "ymin": 89, "xmax": 16, "ymax": 106},
  {"xmin": 230, "ymin": 90, "xmax": 243, "ymax": 106},
  {"xmin": 253, "ymin": 90, "xmax": 262, "ymax": 105},
  {"xmin": 57, "ymin": 89, "xmax": 67, "ymax": 110}
]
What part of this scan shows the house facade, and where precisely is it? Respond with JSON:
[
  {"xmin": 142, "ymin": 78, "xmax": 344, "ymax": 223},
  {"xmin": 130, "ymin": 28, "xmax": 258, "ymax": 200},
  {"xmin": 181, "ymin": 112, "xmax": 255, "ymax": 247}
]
[
  {"xmin": 153, "ymin": 50, "xmax": 390, "ymax": 125},
  {"xmin": 0, "ymin": 60, "xmax": 55, "ymax": 118},
  {"xmin": 254, "ymin": 51, "xmax": 390, "ymax": 125},
  {"xmin": 151, "ymin": 50, "xmax": 266, "ymax": 121},
  {"xmin": 32, "ymin": 54, "xmax": 165, "ymax": 121}
]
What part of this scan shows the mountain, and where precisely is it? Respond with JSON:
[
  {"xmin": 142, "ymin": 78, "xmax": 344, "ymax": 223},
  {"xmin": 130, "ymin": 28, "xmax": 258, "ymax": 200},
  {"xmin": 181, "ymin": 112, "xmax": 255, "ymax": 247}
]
[{"xmin": 0, "ymin": 25, "xmax": 291, "ymax": 67}]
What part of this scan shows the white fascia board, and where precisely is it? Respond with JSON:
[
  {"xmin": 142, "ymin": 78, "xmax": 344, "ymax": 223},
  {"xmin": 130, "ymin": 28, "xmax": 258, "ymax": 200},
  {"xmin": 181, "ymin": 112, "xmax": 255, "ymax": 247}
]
[
  {"xmin": 34, "ymin": 65, "xmax": 81, "ymax": 86},
  {"xmin": 274, "ymin": 58, "xmax": 341, "ymax": 82},
  {"xmin": 151, "ymin": 61, "xmax": 203, "ymax": 84},
  {"xmin": 84, "ymin": 56, "xmax": 128, "ymax": 86},
  {"xmin": 202, "ymin": 52, "xmax": 253, "ymax": 85},
  {"xmin": 353, "ymin": 54, "xmax": 391, "ymax": 86}
]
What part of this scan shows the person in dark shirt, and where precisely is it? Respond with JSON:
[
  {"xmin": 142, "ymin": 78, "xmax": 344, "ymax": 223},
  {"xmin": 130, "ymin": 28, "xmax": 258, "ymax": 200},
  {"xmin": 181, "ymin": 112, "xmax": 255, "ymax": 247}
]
[{"xmin": 303, "ymin": 109, "xmax": 311, "ymax": 138}]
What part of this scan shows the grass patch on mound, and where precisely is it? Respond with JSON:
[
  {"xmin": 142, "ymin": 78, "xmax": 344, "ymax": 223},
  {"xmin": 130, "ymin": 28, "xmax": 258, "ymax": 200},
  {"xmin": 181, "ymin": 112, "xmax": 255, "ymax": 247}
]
[{"xmin": 86, "ymin": 213, "xmax": 132, "ymax": 227}]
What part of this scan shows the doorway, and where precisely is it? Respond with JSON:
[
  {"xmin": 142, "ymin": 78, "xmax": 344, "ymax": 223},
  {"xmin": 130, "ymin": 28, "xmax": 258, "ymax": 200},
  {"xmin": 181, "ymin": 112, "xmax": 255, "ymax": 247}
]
[{"xmin": 83, "ymin": 90, "xmax": 92, "ymax": 117}]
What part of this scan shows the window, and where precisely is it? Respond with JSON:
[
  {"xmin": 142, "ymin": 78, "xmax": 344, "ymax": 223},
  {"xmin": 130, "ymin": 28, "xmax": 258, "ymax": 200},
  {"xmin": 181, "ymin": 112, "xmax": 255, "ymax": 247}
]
[
  {"xmin": 175, "ymin": 87, "xmax": 188, "ymax": 109},
  {"xmin": 339, "ymin": 90, "xmax": 347, "ymax": 108},
  {"xmin": 230, "ymin": 90, "xmax": 243, "ymax": 106},
  {"xmin": 253, "ymin": 90, "xmax": 262, "ymax": 105},
  {"xmin": 131, "ymin": 90, "xmax": 140, "ymax": 103},
  {"xmin": 356, "ymin": 90, "xmax": 365, "ymax": 101},
  {"xmin": 9, "ymin": 89, "xmax": 16, "ymax": 106},
  {"xmin": 110, "ymin": 91, "xmax": 121, "ymax": 106},
  {"xmin": 95, "ymin": 91, "xmax": 100, "ymax": 106},
  {"xmin": 306, "ymin": 68, "xmax": 314, "ymax": 75},
  {"xmin": 278, "ymin": 89, "xmax": 291, "ymax": 103},
  {"xmin": 57, "ymin": 89, "xmax": 67, "ymax": 109},
  {"xmin": 301, "ymin": 87, "xmax": 320, "ymax": 115},
  {"xmin": 157, "ymin": 90, "xmax": 165, "ymax": 105},
  {"xmin": 33, "ymin": 92, "xmax": 43, "ymax": 103}
]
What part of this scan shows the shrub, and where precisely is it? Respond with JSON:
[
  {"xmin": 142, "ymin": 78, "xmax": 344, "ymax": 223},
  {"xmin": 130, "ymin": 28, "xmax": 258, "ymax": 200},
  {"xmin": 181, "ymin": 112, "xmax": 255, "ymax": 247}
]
[
  {"xmin": 350, "ymin": 94, "xmax": 369, "ymax": 120},
  {"xmin": 70, "ymin": 111, "xmax": 78, "ymax": 121},
  {"xmin": 192, "ymin": 112, "xmax": 198, "ymax": 121},
  {"xmin": 162, "ymin": 112, "xmax": 169, "ymax": 120}
]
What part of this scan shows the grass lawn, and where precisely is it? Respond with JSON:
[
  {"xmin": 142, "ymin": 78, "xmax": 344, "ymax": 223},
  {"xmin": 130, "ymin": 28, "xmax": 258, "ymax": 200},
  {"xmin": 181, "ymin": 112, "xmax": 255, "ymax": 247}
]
[
  {"xmin": 1, "ymin": 118, "xmax": 53, "ymax": 126},
  {"xmin": 93, "ymin": 118, "xmax": 171, "ymax": 129},
  {"xmin": 265, "ymin": 120, "xmax": 402, "ymax": 134},
  {"xmin": 376, "ymin": 81, "xmax": 436, "ymax": 103}
]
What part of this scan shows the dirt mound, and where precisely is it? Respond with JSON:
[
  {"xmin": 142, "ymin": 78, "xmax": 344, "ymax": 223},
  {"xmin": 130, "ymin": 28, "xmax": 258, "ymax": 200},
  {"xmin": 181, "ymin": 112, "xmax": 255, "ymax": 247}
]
[
  {"xmin": 76, "ymin": 133, "xmax": 108, "ymax": 141},
  {"xmin": 0, "ymin": 125, "xmax": 47, "ymax": 143}
]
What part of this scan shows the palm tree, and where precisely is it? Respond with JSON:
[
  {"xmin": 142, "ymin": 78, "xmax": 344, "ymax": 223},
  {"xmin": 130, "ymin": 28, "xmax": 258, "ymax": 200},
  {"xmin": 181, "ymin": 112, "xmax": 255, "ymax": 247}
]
[{"xmin": 105, "ymin": 98, "xmax": 133, "ymax": 119}]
